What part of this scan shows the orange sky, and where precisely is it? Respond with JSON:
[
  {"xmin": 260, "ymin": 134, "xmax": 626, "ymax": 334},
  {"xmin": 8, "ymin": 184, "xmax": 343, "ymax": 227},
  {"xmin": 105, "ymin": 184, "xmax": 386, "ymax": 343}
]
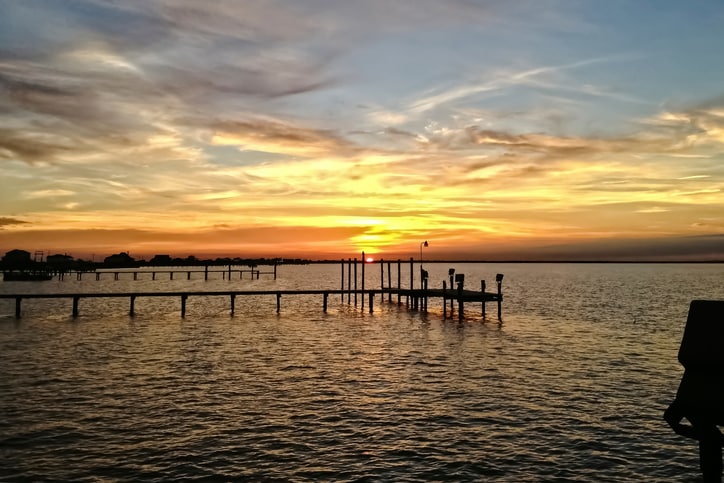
[{"xmin": 1, "ymin": 2, "xmax": 723, "ymax": 261}]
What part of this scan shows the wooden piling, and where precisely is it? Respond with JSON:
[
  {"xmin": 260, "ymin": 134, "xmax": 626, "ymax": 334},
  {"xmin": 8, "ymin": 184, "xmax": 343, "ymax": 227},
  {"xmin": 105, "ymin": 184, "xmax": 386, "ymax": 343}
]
[
  {"xmin": 152, "ymin": 272, "xmax": 156, "ymax": 280},
  {"xmin": 361, "ymin": 252, "xmax": 365, "ymax": 311},
  {"xmin": 340, "ymin": 259, "xmax": 345, "ymax": 303},
  {"xmin": 496, "ymin": 274, "xmax": 503, "ymax": 321},
  {"xmin": 73, "ymin": 296, "xmax": 79, "ymax": 317},
  {"xmin": 387, "ymin": 261, "xmax": 392, "ymax": 303},
  {"xmin": 181, "ymin": 294, "xmax": 187, "ymax": 317},
  {"xmin": 323, "ymin": 292, "xmax": 328, "ymax": 313},
  {"xmin": 481, "ymin": 280, "xmax": 486, "ymax": 318},
  {"xmin": 442, "ymin": 281, "xmax": 447, "ymax": 318},
  {"xmin": 130, "ymin": 295, "xmax": 136, "ymax": 316},
  {"xmin": 369, "ymin": 292, "xmax": 374, "ymax": 313},
  {"xmin": 397, "ymin": 259, "xmax": 401, "ymax": 304},
  {"xmin": 347, "ymin": 258, "xmax": 352, "ymax": 304},
  {"xmin": 205, "ymin": 266, "xmax": 209, "ymax": 281},
  {"xmin": 230, "ymin": 294, "xmax": 235, "ymax": 316},
  {"xmin": 15, "ymin": 297, "xmax": 21, "ymax": 318},
  {"xmin": 276, "ymin": 293, "xmax": 281, "ymax": 313},
  {"xmin": 187, "ymin": 271, "xmax": 191, "ymax": 280},
  {"xmin": 354, "ymin": 259, "xmax": 358, "ymax": 306},
  {"xmin": 457, "ymin": 280, "xmax": 464, "ymax": 321}
]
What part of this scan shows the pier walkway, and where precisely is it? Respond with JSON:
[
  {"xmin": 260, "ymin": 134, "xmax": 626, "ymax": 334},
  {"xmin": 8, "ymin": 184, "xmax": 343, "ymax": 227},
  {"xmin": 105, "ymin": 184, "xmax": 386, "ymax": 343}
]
[{"xmin": 1, "ymin": 284, "xmax": 502, "ymax": 321}]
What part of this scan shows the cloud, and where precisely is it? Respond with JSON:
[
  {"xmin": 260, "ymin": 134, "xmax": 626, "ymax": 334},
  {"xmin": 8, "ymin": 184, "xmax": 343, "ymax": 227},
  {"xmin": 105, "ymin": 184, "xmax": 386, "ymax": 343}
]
[{"xmin": 0, "ymin": 217, "xmax": 29, "ymax": 228}]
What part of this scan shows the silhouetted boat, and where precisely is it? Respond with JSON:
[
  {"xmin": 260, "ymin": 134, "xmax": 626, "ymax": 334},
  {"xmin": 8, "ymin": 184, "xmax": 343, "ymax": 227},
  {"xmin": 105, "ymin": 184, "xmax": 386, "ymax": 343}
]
[{"xmin": 3, "ymin": 271, "xmax": 53, "ymax": 281}]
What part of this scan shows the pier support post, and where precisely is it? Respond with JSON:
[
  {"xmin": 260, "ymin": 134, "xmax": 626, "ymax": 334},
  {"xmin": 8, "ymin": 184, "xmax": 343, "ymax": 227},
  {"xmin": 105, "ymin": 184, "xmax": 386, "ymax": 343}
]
[
  {"xmin": 152, "ymin": 272, "xmax": 156, "ymax": 280},
  {"xmin": 96, "ymin": 272, "xmax": 100, "ymax": 281},
  {"xmin": 481, "ymin": 280, "xmax": 486, "ymax": 318},
  {"xmin": 187, "ymin": 271, "xmax": 191, "ymax": 280},
  {"xmin": 354, "ymin": 259, "xmax": 358, "ymax": 306},
  {"xmin": 387, "ymin": 261, "xmax": 392, "ymax": 303},
  {"xmin": 442, "ymin": 281, "xmax": 447, "ymax": 318},
  {"xmin": 133, "ymin": 272, "xmax": 137, "ymax": 281},
  {"xmin": 15, "ymin": 297, "xmax": 21, "ymax": 318},
  {"xmin": 347, "ymin": 259, "xmax": 352, "ymax": 304},
  {"xmin": 397, "ymin": 259, "xmax": 401, "ymax": 304},
  {"xmin": 130, "ymin": 295, "xmax": 136, "ymax": 317},
  {"xmin": 170, "ymin": 272, "xmax": 174, "ymax": 280},
  {"xmin": 457, "ymin": 279, "xmax": 464, "ymax": 322},
  {"xmin": 230, "ymin": 294, "xmax": 235, "ymax": 316},
  {"xmin": 72, "ymin": 296, "xmax": 80, "ymax": 318},
  {"xmin": 409, "ymin": 257, "xmax": 414, "ymax": 294},
  {"xmin": 361, "ymin": 252, "xmax": 365, "ymax": 312},
  {"xmin": 276, "ymin": 293, "xmax": 281, "ymax": 313},
  {"xmin": 181, "ymin": 295, "xmax": 187, "ymax": 317},
  {"xmin": 341, "ymin": 259, "xmax": 345, "ymax": 303},
  {"xmin": 274, "ymin": 263, "xmax": 277, "ymax": 280},
  {"xmin": 114, "ymin": 272, "xmax": 119, "ymax": 281},
  {"xmin": 369, "ymin": 292, "xmax": 374, "ymax": 313},
  {"xmin": 323, "ymin": 292, "xmax": 328, "ymax": 313},
  {"xmin": 205, "ymin": 266, "xmax": 208, "ymax": 281},
  {"xmin": 496, "ymin": 274, "xmax": 504, "ymax": 321}
]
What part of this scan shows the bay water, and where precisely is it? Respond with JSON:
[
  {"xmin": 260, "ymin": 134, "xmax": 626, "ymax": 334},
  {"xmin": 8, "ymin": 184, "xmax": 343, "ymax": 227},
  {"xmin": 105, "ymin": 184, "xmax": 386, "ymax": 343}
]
[{"xmin": 1, "ymin": 262, "xmax": 723, "ymax": 481}]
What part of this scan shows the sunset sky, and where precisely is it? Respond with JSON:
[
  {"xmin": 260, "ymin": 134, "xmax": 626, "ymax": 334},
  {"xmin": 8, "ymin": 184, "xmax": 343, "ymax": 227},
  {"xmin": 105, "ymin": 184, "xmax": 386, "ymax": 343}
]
[{"xmin": 1, "ymin": 1, "xmax": 723, "ymax": 260}]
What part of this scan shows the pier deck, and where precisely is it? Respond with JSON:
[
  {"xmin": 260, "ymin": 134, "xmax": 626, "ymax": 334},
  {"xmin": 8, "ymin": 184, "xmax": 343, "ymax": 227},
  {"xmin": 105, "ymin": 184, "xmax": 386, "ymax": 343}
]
[{"xmin": 1, "ymin": 287, "xmax": 502, "ymax": 321}]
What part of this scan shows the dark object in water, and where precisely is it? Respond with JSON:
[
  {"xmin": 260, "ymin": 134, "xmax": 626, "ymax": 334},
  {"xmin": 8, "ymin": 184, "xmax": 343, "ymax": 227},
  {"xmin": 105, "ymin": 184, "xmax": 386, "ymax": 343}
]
[
  {"xmin": 3, "ymin": 271, "xmax": 53, "ymax": 281},
  {"xmin": 665, "ymin": 300, "xmax": 724, "ymax": 483}
]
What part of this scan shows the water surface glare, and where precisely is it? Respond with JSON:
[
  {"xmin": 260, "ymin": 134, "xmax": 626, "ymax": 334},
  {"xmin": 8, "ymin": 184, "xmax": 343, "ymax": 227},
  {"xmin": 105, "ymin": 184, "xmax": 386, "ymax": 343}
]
[{"xmin": 1, "ymin": 263, "xmax": 723, "ymax": 481}]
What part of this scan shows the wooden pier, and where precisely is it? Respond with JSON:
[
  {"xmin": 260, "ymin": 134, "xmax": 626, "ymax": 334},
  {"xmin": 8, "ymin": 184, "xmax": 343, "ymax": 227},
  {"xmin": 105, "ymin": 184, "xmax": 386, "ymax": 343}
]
[
  {"xmin": 54, "ymin": 265, "xmax": 277, "ymax": 281},
  {"xmin": 1, "ymin": 256, "xmax": 503, "ymax": 321},
  {"xmin": 1, "ymin": 284, "xmax": 501, "ymax": 321}
]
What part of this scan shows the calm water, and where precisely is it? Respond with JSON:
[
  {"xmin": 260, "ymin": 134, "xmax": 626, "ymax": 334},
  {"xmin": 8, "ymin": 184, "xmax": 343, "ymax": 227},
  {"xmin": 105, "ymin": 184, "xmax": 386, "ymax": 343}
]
[{"xmin": 1, "ymin": 262, "xmax": 723, "ymax": 482}]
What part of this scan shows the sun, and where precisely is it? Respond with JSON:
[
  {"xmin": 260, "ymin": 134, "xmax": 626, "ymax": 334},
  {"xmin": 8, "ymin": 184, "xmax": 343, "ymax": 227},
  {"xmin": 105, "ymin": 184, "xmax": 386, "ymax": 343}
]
[{"xmin": 366, "ymin": 257, "xmax": 374, "ymax": 263}]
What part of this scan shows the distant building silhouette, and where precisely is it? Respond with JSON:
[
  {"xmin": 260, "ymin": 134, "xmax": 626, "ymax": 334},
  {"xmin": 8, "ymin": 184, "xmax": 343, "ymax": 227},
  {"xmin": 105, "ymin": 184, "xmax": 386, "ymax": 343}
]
[{"xmin": 103, "ymin": 252, "xmax": 136, "ymax": 268}]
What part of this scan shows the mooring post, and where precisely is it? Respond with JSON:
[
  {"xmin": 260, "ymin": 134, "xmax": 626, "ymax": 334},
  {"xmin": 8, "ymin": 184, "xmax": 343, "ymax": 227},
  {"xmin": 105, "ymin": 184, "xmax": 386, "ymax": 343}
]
[
  {"xmin": 15, "ymin": 297, "xmax": 21, "ymax": 318},
  {"xmin": 496, "ymin": 274, "xmax": 504, "ymax": 321},
  {"xmin": 205, "ymin": 266, "xmax": 208, "ymax": 281},
  {"xmin": 481, "ymin": 280, "xmax": 486, "ymax": 318},
  {"xmin": 152, "ymin": 272, "xmax": 156, "ymax": 280},
  {"xmin": 72, "ymin": 296, "xmax": 80, "ymax": 318},
  {"xmin": 380, "ymin": 258, "xmax": 384, "ymax": 294},
  {"xmin": 354, "ymin": 258, "xmax": 358, "ymax": 306},
  {"xmin": 181, "ymin": 294, "xmax": 187, "ymax": 317},
  {"xmin": 230, "ymin": 294, "xmax": 235, "ymax": 316},
  {"xmin": 133, "ymin": 272, "xmax": 137, "ymax": 281},
  {"xmin": 457, "ymin": 276, "xmax": 464, "ymax": 321},
  {"xmin": 130, "ymin": 295, "xmax": 136, "ymax": 317},
  {"xmin": 397, "ymin": 259, "xmax": 401, "ymax": 304},
  {"xmin": 347, "ymin": 258, "xmax": 352, "ymax": 304},
  {"xmin": 442, "ymin": 281, "xmax": 447, "ymax": 318},
  {"xmin": 423, "ymin": 278, "xmax": 428, "ymax": 312},
  {"xmin": 187, "ymin": 271, "xmax": 191, "ymax": 280},
  {"xmin": 409, "ymin": 257, "xmax": 414, "ymax": 293},
  {"xmin": 114, "ymin": 272, "xmax": 119, "ymax": 281},
  {"xmin": 96, "ymin": 272, "xmax": 100, "ymax": 281},
  {"xmin": 228, "ymin": 265, "xmax": 232, "ymax": 281},
  {"xmin": 361, "ymin": 251, "xmax": 365, "ymax": 311},
  {"xmin": 387, "ymin": 261, "xmax": 392, "ymax": 303},
  {"xmin": 369, "ymin": 292, "xmax": 374, "ymax": 313},
  {"xmin": 170, "ymin": 271, "xmax": 174, "ymax": 280},
  {"xmin": 340, "ymin": 259, "xmax": 345, "ymax": 302},
  {"xmin": 276, "ymin": 293, "xmax": 281, "ymax": 313},
  {"xmin": 323, "ymin": 292, "xmax": 328, "ymax": 313}
]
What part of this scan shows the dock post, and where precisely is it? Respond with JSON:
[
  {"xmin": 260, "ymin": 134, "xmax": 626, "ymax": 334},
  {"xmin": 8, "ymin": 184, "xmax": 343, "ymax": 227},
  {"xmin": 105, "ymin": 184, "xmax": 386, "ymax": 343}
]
[
  {"xmin": 380, "ymin": 258, "xmax": 384, "ymax": 294},
  {"xmin": 228, "ymin": 265, "xmax": 232, "ymax": 280},
  {"xmin": 72, "ymin": 296, "xmax": 80, "ymax": 318},
  {"xmin": 133, "ymin": 272, "xmax": 137, "ymax": 281},
  {"xmin": 152, "ymin": 272, "xmax": 156, "ymax": 280},
  {"xmin": 205, "ymin": 266, "xmax": 208, "ymax": 281},
  {"xmin": 361, "ymin": 251, "xmax": 365, "ymax": 312},
  {"xmin": 273, "ymin": 263, "xmax": 277, "ymax": 280},
  {"xmin": 347, "ymin": 258, "xmax": 352, "ymax": 304},
  {"xmin": 230, "ymin": 294, "xmax": 235, "ymax": 316},
  {"xmin": 397, "ymin": 259, "xmax": 401, "ymax": 304},
  {"xmin": 442, "ymin": 282, "xmax": 447, "ymax": 318},
  {"xmin": 96, "ymin": 272, "xmax": 100, "ymax": 281},
  {"xmin": 481, "ymin": 280, "xmax": 486, "ymax": 318},
  {"xmin": 181, "ymin": 295, "xmax": 187, "ymax": 317},
  {"xmin": 114, "ymin": 272, "xmax": 119, "ymax": 281},
  {"xmin": 496, "ymin": 274, "xmax": 504, "ymax": 321},
  {"xmin": 187, "ymin": 271, "xmax": 191, "ymax": 280},
  {"xmin": 276, "ymin": 293, "xmax": 281, "ymax": 313},
  {"xmin": 423, "ymin": 278, "xmax": 428, "ymax": 312},
  {"xmin": 369, "ymin": 292, "xmax": 374, "ymax": 313},
  {"xmin": 409, "ymin": 257, "xmax": 414, "ymax": 293},
  {"xmin": 323, "ymin": 292, "xmax": 328, "ymax": 313},
  {"xmin": 170, "ymin": 272, "xmax": 174, "ymax": 280},
  {"xmin": 354, "ymin": 259, "xmax": 358, "ymax": 306},
  {"xmin": 341, "ymin": 259, "xmax": 345, "ymax": 302},
  {"xmin": 15, "ymin": 297, "xmax": 21, "ymax": 318},
  {"xmin": 130, "ymin": 295, "xmax": 136, "ymax": 317},
  {"xmin": 457, "ymin": 279, "xmax": 464, "ymax": 321},
  {"xmin": 387, "ymin": 261, "xmax": 392, "ymax": 302}
]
